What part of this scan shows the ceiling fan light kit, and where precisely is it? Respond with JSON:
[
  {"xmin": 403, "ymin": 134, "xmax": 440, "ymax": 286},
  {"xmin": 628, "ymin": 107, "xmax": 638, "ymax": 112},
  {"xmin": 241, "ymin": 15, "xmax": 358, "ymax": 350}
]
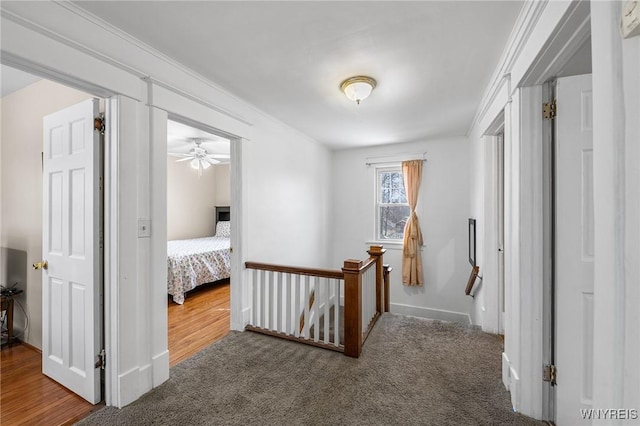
[
  {"xmin": 340, "ymin": 76, "xmax": 376, "ymax": 104},
  {"xmin": 168, "ymin": 138, "xmax": 229, "ymax": 177}
]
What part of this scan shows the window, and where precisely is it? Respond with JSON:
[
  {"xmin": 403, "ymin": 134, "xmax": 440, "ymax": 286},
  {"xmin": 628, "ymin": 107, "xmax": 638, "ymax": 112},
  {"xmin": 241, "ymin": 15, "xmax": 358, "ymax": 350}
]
[{"xmin": 376, "ymin": 167, "xmax": 410, "ymax": 240}]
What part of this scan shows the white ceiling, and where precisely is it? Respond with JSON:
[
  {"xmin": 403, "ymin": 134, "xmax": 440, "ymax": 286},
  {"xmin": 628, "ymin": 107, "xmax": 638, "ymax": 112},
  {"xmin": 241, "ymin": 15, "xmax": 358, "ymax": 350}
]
[
  {"xmin": 74, "ymin": 1, "xmax": 524, "ymax": 149},
  {"xmin": 167, "ymin": 120, "xmax": 230, "ymax": 161}
]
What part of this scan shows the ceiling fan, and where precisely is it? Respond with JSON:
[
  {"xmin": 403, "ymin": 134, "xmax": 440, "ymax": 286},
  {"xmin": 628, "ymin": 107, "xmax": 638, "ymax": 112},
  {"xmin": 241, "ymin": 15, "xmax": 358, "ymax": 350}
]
[{"xmin": 168, "ymin": 139, "xmax": 229, "ymax": 177}]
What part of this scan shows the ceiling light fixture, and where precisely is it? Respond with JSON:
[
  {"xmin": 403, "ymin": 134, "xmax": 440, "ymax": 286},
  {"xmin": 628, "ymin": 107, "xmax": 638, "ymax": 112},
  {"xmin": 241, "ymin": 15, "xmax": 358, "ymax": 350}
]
[
  {"xmin": 168, "ymin": 138, "xmax": 227, "ymax": 177},
  {"xmin": 340, "ymin": 76, "xmax": 377, "ymax": 104}
]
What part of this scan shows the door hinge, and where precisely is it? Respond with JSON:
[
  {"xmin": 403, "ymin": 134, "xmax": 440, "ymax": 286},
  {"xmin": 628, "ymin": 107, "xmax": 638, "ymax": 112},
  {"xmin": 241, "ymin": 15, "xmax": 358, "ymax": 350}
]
[
  {"xmin": 95, "ymin": 349, "xmax": 106, "ymax": 370},
  {"xmin": 94, "ymin": 114, "xmax": 105, "ymax": 135},
  {"xmin": 543, "ymin": 100, "xmax": 556, "ymax": 120},
  {"xmin": 543, "ymin": 364, "xmax": 556, "ymax": 385}
]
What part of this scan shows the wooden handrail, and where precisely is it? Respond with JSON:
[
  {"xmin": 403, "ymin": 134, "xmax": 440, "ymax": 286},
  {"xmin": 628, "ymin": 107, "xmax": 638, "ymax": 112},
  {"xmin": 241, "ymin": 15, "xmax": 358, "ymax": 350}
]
[
  {"xmin": 246, "ymin": 245, "xmax": 387, "ymax": 359},
  {"xmin": 360, "ymin": 256, "xmax": 377, "ymax": 272},
  {"xmin": 245, "ymin": 261, "xmax": 344, "ymax": 280}
]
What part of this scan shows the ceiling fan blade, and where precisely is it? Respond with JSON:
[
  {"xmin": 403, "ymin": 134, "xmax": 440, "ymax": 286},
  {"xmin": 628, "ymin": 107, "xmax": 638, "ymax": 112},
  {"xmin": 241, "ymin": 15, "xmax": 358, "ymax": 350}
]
[
  {"xmin": 168, "ymin": 152, "xmax": 192, "ymax": 158},
  {"xmin": 208, "ymin": 154, "xmax": 230, "ymax": 159},
  {"xmin": 176, "ymin": 157, "xmax": 194, "ymax": 162},
  {"xmin": 205, "ymin": 157, "xmax": 221, "ymax": 165}
]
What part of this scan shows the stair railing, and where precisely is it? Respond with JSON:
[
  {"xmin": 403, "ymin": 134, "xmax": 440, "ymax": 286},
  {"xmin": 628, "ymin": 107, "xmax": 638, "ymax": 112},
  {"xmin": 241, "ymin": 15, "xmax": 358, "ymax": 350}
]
[{"xmin": 245, "ymin": 245, "xmax": 388, "ymax": 357}]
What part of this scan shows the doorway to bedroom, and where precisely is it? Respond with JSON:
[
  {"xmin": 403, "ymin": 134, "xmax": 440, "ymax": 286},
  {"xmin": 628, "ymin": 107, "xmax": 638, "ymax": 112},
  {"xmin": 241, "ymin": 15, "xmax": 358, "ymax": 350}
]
[{"xmin": 165, "ymin": 119, "xmax": 232, "ymax": 366}]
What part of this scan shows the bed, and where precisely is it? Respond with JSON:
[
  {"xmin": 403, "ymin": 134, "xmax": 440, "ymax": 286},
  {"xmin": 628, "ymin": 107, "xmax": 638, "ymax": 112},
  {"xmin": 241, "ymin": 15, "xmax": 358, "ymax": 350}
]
[{"xmin": 167, "ymin": 216, "xmax": 231, "ymax": 304}]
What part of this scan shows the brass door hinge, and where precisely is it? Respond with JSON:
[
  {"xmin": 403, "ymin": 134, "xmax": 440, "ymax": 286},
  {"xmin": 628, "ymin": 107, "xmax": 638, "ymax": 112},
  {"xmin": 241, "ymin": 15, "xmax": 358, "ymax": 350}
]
[
  {"xmin": 543, "ymin": 100, "xmax": 557, "ymax": 120},
  {"xmin": 95, "ymin": 349, "xmax": 106, "ymax": 369},
  {"xmin": 94, "ymin": 114, "xmax": 105, "ymax": 135},
  {"xmin": 543, "ymin": 364, "xmax": 556, "ymax": 385}
]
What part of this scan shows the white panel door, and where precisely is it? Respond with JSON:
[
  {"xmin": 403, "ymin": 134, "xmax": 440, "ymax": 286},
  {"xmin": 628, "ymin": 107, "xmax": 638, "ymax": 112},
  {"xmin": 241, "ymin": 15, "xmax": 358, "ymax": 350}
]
[
  {"xmin": 41, "ymin": 98, "xmax": 102, "ymax": 404},
  {"xmin": 555, "ymin": 74, "xmax": 593, "ymax": 424}
]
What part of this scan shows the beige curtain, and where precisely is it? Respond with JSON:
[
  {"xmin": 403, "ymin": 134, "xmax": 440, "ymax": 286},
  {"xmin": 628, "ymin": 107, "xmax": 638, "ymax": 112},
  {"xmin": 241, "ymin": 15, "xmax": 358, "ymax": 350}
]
[{"xmin": 402, "ymin": 160, "xmax": 424, "ymax": 286}]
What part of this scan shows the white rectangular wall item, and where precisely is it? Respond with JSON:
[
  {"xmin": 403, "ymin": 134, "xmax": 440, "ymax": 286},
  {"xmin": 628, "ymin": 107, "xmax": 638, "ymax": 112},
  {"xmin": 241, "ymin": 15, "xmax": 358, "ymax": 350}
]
[{"xmin": 621, "ymin": 1, "xmax": 640, "ymax": 38}]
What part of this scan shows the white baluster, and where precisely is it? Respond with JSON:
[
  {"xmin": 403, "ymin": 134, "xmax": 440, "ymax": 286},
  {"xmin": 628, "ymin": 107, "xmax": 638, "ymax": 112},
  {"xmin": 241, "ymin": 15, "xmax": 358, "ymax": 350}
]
[
  {"xmin": 285, "ymin": 273, "xmax": 291, "ymax": 334},
  {"xmin": 302, "ymin": 275, "xmax": 311, "ymax": 339},
  {"xmin": 275, "ymin": 272, "xmax": 282, "ymax": 333},
  {"xmin": 294, "ymin": 274, "xmax": 301, "ymax": 338},
  {"xmin": 265, "ymin": 271, "xmax": 273, "ymax": 330},
  {"xmin": 313, "ymin": 276, "xmax": 319, "ymax": 342},
  {"xmin": 334, "ymin": 279, "xmax": 340, "ymax": 346},
  {"xmin": 318, "ymin": 278, "xmax": 330, "ymax": 343},
  {"xmin": 252, "ymin": 269, "xmax": 257, "ymax": 326},
  {"xmin": 259, "ymin": 270, "xmax": 265, "ymax": 329}
]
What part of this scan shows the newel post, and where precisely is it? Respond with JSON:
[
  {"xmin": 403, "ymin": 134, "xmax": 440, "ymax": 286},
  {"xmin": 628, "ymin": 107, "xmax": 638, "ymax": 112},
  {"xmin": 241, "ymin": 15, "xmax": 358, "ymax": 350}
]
[
  {"xmin": 343, "ymin": 259, "xmax": 363, "ymax": 358},
  {"xmin": 367, "ymin": 245, "xmax": 385, "ymax": 314}
]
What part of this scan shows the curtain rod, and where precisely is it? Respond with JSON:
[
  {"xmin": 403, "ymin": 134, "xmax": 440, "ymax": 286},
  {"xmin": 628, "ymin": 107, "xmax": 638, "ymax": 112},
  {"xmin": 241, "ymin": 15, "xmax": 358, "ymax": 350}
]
[{"xmin": 365, "ymin": 152, "xmax": 428, "ymax": 167}]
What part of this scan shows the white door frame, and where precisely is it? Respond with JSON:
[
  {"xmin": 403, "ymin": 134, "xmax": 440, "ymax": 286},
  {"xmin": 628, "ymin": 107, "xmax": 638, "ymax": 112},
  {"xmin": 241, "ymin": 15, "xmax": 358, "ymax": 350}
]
[
  {"xmin": 163, "ymin": 111, "xmax": 246, "ymax": 330},
  {"xmin": 477, "ymin": 2, "xmax": 591, "ymax": 420},
  {"xmin": 1, "ymin": 61, "xmax": 116, "ymax": 403},
  {"xmin": 1, "ymin": 62, "xmax": 252, "ymax": 409},
  {"xmin": 482, "ymin": 115, "xmax": 505, "ymax": 335}
]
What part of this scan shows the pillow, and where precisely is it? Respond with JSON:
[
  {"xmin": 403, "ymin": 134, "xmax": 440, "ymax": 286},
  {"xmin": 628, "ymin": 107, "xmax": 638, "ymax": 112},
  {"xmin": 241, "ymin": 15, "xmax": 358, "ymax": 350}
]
[{"xmin": 215, "ymin": 221, "xmax": 231, "ymax": 238}]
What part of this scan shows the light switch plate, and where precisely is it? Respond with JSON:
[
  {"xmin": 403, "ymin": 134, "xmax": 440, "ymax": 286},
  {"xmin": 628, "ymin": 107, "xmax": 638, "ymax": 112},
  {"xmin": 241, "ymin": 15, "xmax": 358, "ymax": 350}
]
[
  {"xmin": 622, "ymin": 1, "xmax": 640, "ymax": 39},
  {"xmin": 138, "ymin": 218, "xmax": 151, "ymax": 238}
]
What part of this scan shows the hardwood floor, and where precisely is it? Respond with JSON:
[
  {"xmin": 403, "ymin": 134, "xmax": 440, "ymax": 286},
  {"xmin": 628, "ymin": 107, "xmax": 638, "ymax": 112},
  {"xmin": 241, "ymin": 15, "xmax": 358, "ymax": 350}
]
[
  {"xmin": 0, "ymin": 344, "xmax": 99, "ymax": 426},
  {"xmin": 168, "ymin": 280, "xmax": 230, "ymax": 366},
  {"xmin": 0, "ymin": 281, "xmax": 230, "ymax": 425}
]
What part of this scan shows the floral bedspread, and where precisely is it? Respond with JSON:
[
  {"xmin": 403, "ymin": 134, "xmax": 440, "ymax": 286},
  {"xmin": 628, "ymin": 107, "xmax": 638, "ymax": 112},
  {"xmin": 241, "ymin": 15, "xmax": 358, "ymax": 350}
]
[{"xmin": 167, "ymin": 236, "xmax": 231, "ymax": 304}]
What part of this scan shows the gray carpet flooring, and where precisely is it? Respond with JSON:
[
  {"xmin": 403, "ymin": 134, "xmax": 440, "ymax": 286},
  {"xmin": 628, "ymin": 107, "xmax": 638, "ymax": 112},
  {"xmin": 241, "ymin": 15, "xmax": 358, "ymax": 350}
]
[{"xmin": 78, "ymin": 314, "xmax": 543, "ymax": 425}]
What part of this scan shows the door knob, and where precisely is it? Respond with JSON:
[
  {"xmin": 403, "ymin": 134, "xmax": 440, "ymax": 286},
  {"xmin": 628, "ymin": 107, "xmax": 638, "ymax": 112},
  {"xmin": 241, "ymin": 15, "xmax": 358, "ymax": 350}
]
[{"xmin": 33, "ymin": 260, "xmax": 48, "ymax": 270}]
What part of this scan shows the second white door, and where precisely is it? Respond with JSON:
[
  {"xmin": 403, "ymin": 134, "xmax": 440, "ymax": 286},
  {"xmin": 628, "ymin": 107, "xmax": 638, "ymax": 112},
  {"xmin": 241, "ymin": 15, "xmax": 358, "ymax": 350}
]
[{"xmin": 555, "ymin": 73, "xmax": 594, "ymax": 424}]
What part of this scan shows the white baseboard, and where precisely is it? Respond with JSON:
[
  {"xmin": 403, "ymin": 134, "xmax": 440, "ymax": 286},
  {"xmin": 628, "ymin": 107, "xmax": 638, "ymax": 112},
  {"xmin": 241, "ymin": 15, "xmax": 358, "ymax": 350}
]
[
  {"xmin": 152, "ymin": 350, "xmax": 170, "ymax": 387},
  {"xmin": 510, "ymin": 366, "xmax": 520, "ymax": 412},
  {"xmin": 237, "ymin": 307, "xmax": 251, "ymax": 330},
  {"xmin": 502, "ymin": 352, "xmax": 511, "ymax": 390},
  {"xmin": 390, "ymin": 303, "xmax": 472, "ymax": 325},
  {"xmin": 118, "ymin": 363, "xmax": 152, "ymax": 407}
]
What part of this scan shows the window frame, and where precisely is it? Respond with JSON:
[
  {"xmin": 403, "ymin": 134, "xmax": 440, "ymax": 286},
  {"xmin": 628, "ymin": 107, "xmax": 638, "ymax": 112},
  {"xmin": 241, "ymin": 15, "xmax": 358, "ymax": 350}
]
[{"xmin": 374, "ymin": 165, "xmax": 410, "ymax": 242}]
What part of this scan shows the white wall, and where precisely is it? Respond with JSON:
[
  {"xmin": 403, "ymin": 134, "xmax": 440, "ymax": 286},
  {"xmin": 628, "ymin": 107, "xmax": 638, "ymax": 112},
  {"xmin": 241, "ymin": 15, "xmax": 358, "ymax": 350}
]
[
  {"xmin": 591, "ymin": 2, "xmax": 640, "ymax": 419},
  {"xmin": 245, "ymin": 113, "xmax": 332, "ymax": 267},
  {"xmin": 331, "ymin": 137, "xmax": 472, "ymax": 324},
  {"xmin": 166, "ymin": 157, "xmax": 222, "ymax": 240},
  {"xmin": 0, "ymin": 79, "xmax": 92, "ymax": 349},
  {"xmin": 214, "ymin": 164, "xmax": 230, "ymax": 207}
]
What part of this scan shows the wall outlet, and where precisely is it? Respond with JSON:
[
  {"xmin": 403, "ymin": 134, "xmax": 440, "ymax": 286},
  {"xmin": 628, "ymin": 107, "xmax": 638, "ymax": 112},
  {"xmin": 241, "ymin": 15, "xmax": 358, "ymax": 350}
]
[
  {"xmin": 138, "ymin": 218, "xmax": 151, "ymax": 238},
  {"xmin": 622, "ymin": 1, "xmax": 640, "ymax": 39}
]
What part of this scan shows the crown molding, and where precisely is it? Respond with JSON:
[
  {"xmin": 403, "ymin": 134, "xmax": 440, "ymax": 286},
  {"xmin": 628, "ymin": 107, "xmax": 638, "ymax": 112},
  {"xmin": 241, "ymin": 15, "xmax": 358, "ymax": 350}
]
[
  {"xmin": 467, "ymin": 0, "xmax": 548, "ymax": 136},
  {"xmin": 55, "ymin": 1, "xmax": 328, "ymax": 145},
  {"xmin": 1, "ymin": 7, "xmax": 148, "ymax": 79}
]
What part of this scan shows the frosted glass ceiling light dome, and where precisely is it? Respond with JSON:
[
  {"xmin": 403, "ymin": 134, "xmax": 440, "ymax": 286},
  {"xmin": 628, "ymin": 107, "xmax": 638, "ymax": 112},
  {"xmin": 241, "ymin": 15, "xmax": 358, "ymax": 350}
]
[{"xmin": 340, "ymin": 76, "xmax": 377, "ymax": 104}]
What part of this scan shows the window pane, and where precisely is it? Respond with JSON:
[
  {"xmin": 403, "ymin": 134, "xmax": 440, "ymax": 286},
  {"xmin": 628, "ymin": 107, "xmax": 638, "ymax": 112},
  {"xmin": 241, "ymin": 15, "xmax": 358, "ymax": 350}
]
[
  {"xmin": 379, "ymin": 205, "xmax": 411, "ymax": 240},
  {"xmin": 379, "ymin": 171, "xmax": 407, "ymax": 204},
  {"xmin": 381, "ymin": 187, "xmax": 391, "ymax": 204}
]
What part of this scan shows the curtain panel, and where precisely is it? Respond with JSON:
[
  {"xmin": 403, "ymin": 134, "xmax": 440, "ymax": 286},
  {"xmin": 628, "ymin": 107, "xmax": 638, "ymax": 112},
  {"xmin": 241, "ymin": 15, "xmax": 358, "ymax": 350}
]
[{"xmin": 402, "ymin": 160, "xmax": 424, "ymax": 286}]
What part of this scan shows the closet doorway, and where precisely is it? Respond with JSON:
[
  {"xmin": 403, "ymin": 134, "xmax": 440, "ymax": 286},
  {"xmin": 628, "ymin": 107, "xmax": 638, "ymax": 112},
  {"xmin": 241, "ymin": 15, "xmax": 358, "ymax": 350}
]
[
  {"xmin": 165, "ymin": 119, "xmax": 232, "ymax": 366},
  {"xmin": 1, "ymin": 65, "xmax": 107, "ymax": 424}
]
